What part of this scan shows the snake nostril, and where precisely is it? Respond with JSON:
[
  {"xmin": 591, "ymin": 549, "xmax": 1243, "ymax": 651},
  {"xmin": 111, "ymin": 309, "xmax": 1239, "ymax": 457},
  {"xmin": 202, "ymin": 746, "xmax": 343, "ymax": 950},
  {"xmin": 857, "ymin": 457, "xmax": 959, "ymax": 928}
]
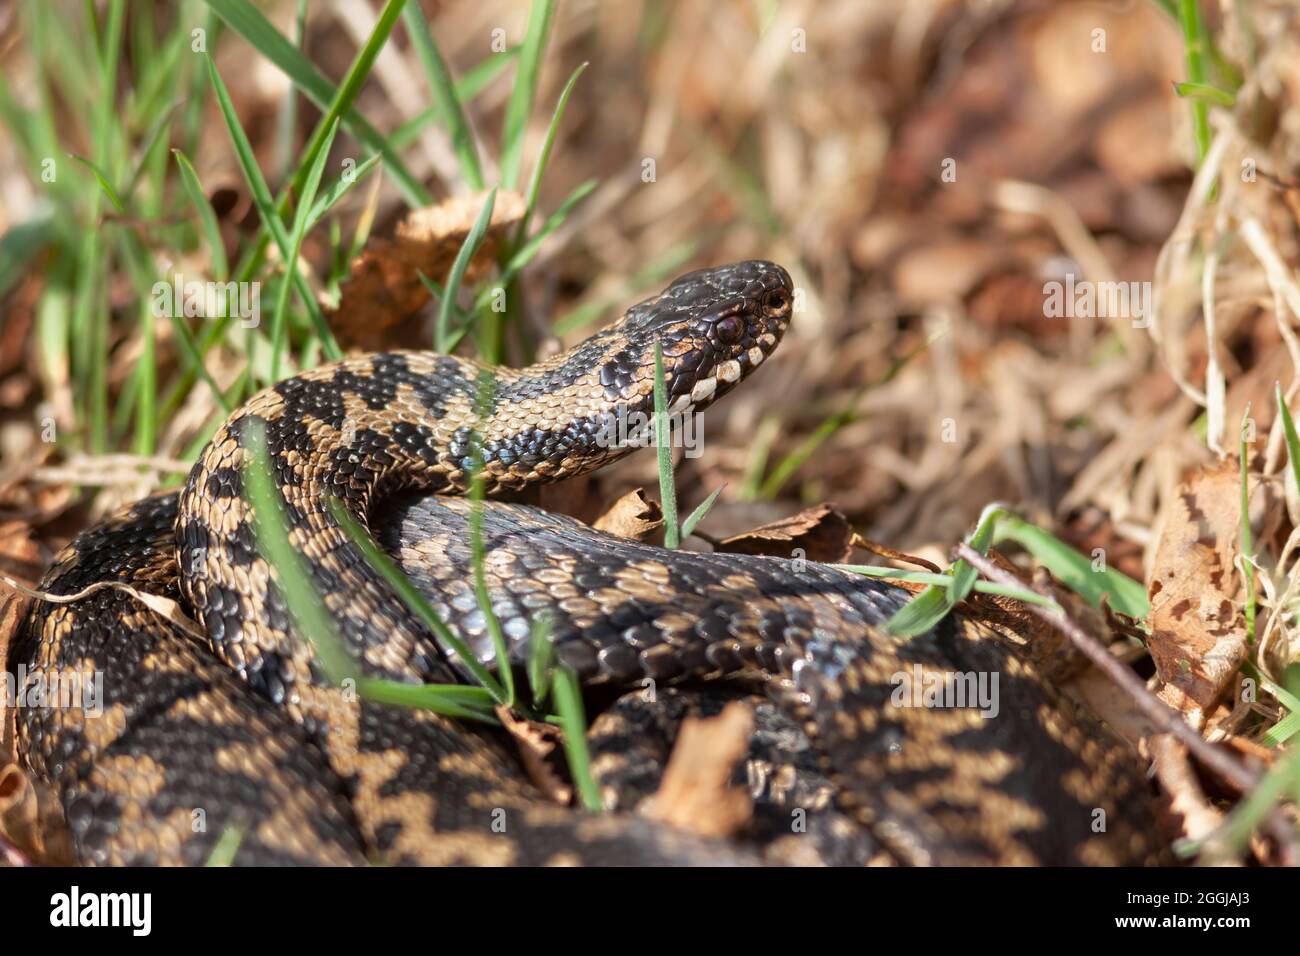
[{"xmin": 763, "ymin": 289, "xmax": 789, "ymax": 314}]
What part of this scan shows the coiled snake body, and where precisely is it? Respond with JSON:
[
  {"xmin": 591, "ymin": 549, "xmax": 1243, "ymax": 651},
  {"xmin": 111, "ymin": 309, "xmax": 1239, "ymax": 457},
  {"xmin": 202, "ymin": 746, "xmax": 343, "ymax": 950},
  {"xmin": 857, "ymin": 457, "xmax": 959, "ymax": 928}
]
[{"xmin": 11, "ymin": 261, "xmax": 1162, "ymax": 865}]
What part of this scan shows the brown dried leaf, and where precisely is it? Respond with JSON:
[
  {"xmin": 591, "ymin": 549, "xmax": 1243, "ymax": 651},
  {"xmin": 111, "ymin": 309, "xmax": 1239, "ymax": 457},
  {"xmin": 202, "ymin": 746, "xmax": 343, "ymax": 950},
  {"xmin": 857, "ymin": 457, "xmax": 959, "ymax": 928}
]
[
  {"xmin": 0, "ymin": 764, "xmax": 73, "ymax": 866},
  {"xmin": 0, "ymin": 521, "xmax": 41, "ymax": 677},
  {"xmin": 0, "ymin": 523, "xmax": 74, "ymax": 866},
  {"xmin": 1147, "ymin": 461, "xmax": 1251, "ymax": 714},
  {"xmin": 892, "ymin": 239, "xmax": 1003, "ymax": 308},
  {"xmin": 715, "ymin": 504, "xmax": 853, "ymax": 563},
  {"xmin": 592, "ymin": 488, "xmax": 664, "ymax": 541},
  {"xmin": 0, "ymin": 522, "xmax": 41, "ymax": 770},
  {"xmin": 329, "ymin": 189, "xmax": 525, "ymax": 349},
  {"xmin": 1093, "ymin": 95, "xmax": 1180, "ymax": 185},
  {"xmin": 496, "ymin": 706, "xmax": 572, "ymax": 806},
  {"xmin": 645, "ymin": 701, "xmax": 753, "ymax": 839},
  {"xmin": 1148, "ymin": 734, "xmax": 1229, "ymax": 856}
]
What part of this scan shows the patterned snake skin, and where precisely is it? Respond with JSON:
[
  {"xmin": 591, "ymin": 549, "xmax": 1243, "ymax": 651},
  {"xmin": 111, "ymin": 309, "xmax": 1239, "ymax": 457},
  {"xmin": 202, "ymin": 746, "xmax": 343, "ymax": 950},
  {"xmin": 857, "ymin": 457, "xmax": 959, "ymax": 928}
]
[{"xmin": 10, "ymin": 261, "xmax": 1163, "ymax": 865}]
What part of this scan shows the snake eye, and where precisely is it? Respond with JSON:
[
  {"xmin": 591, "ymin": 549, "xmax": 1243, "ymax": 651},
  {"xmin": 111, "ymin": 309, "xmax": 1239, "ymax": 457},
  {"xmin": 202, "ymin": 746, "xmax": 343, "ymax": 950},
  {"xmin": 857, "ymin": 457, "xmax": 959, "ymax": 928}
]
[
  {"xmin": 763, "ymin": 289, "xmax": 790, "ymax": 314},
  {"xmin": 715, "ymin": 315, "xmax": 745, "ymax": 344}
]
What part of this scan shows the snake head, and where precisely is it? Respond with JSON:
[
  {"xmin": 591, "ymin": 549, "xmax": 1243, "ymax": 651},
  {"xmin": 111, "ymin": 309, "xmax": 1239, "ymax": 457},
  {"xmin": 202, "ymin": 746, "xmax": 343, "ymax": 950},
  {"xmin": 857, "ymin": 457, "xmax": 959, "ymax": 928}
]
[{"xmin": 605, "ymin": 259, "xmax": 794, "ymax": 412}]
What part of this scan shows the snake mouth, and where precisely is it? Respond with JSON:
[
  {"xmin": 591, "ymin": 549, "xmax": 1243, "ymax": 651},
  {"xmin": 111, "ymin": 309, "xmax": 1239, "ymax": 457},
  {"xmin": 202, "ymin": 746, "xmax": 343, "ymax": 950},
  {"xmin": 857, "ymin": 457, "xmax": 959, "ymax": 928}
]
[
  {"xmin": 634, "ymin": 260, "xmax": 793, "ymax": 412},
  {"xmin": 594, "ymin": 260, "xmax": 793, "ymax": 411},
  {"xmin": 664, "ymin": 314, "xmax": 787, "ymax": 413},
  {"xmin": 663, "ymin": 264, "xmax": 792, "ymax": 412}
]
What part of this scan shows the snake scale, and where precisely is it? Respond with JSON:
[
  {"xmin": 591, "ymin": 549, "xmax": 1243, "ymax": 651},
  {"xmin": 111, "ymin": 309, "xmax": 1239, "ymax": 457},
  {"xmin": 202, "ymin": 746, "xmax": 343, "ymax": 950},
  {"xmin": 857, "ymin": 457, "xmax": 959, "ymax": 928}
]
[{"xmin": 10, "ymin": 260, "xmax": 1163, "ymax": 865}]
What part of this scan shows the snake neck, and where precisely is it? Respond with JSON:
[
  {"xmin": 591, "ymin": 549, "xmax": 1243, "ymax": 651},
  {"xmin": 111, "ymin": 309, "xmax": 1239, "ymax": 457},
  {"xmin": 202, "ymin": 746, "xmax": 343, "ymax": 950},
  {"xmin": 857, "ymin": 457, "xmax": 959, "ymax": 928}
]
[
  {"xmin": 174, "ymin": 260, "xmax": 793, "ymax": 707},
  {"xmin": 172, "ymin": 343, "xmax": 730, "ymax": 700}
]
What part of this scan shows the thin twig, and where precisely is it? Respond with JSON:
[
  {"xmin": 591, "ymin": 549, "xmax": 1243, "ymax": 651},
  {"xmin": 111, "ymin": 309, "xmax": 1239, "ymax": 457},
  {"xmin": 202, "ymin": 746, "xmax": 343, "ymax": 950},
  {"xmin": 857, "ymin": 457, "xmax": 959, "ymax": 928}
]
[{"xmin": 0, "ymin": 573, "xmax": 205, "ymax": 640}]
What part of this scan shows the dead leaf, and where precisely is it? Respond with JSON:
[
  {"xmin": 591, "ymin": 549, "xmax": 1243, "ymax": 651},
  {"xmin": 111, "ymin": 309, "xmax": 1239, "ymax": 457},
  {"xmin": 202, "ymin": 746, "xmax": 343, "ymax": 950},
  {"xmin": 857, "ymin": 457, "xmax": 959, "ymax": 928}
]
[
  {"xmin": 328, "ymin": 189, "xmax": 525, "ymax": 349},
  {"xmin": 0, "ymin": 525, "xmax": 74, "ymax": 865},
  {"xmin": 0, "ymin": 522, "xmax": 40, "ymax": 663},
  {"xmin": 892, "ymin": 239, "xmax": 1003, "ymax": 308},
  {"xmin": 1147, "ymin": 461, "xmax": 1252, "ymax": 714},
  {"xmin": 645, "ymin": 701, "xmax": 752, "ymax": 838},
  {"xmin": 496, "ymin": 706, "xmax": 572, "ymax": 806},
  {"xmin": 714, "ymin": 504, "xmax": 853, "ymax": 563},
  {"xmin": 1148, "ymin": 734, "xmax": 1230, "ymax": 857},
  {"xmin": 592, "ymin": 488, "xmax": 663, "ymax": 541},
  {"xmin": 0, "ymin": 522, "xmax": 42, "ymax": 769},
  {"xmin": 1093, "ymin": 95, "xmax": 1180, "ymax": 185},
  {"xmin": 0, "ymin": 764, "xmax": 73, "ymax": 865}
]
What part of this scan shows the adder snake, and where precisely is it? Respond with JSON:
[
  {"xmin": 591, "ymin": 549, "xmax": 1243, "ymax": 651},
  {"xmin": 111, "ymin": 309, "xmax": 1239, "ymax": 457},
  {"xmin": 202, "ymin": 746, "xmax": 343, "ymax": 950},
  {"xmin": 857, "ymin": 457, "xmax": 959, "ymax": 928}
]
[{"xmin": 10, "ymin": 260, "xmax": 1162, "ymax": 865}]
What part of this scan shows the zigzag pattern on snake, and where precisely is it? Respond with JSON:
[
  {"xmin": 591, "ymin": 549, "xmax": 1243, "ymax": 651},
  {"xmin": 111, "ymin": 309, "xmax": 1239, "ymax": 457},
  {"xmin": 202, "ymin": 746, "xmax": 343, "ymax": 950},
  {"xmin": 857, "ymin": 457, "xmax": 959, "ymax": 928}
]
[{"xmin": 10, "ymin": 260, "xmax": 1164, "ymax": 865}]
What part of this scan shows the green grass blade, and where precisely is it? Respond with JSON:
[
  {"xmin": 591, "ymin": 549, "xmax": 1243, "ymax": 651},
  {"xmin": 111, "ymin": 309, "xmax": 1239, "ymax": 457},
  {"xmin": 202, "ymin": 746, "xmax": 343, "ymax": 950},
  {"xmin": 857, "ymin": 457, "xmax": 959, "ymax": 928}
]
[
  {"xmin": 1173, "ymin": 80, "xmax": 1235, "ymax": 107},
  {"xmin": 681, "ymin": 484, "xmax": 725, "ymax": 540},
  {"xmin": 757, "ymin": 408, "xmax": 853, "ymax": 501},
  {"xmin": 1254, "ymin": 666, "xmax": 1300, "ymax": 747},
  {"xmin": 516, "ymin": 61, "xmax": 588, "ymax": 239},
  {"xmin": 252, "ymin": 433, "xmax": 501, "ymax": 726},
  {"xmin": 1191, "ymin": 743, "xmax": 1300, "ymax": 859},
  {"xmin": 388, "ymin": 47, "xmax": 520, "ymax": 150},
  {"xmin": 0, "ymin": 214, "xmax": 56, "ymax": 300},
  {"xmin": 435, "ymin": 187, "xmax": 496, "ymax": 352},
  {"xmin": 292, "ymin": 0, "xmax": 406, "ymax": 202},
  {"xmin": 1278, "ymin": 384, "xmax": 1300, "ymax": 515},
  {"xmin": 205, "ymin": 54, "xmax": 341, "ymax": 361},
  {"xmin": 204, "ymin": 826, "xmax": 245, "ymax": 866},
  {"xmin": 841, "ymin": 566, "xmax": 1061, "ymax": 606},
  {"xmin": 499, "ymin": 0, "xmax": 557, "ymax": 188},
  {"xmin": 487, "ymin": 178, "xmax": 597, "ymax": 294},
  {"xmin": 402, "ymin": 0, "xmax": 484, "ymax": 189},
  {"xmin": 883, "ymin": 503, "xmax": 1149, "ymax": 639},
  {"xmin": 324, "ymin": 497, "xmax": 509, "ymax": 703},
  {"xmin": 466, "ymin": 369, "xmax": 515, "ymax": 707},
  {"xmin": 653, "ymin": 340, "xmax": 680, "ymax": 548},
  {"xmin": 305, "ymin": 153, "xmax": 382, "ymax": 231},
  {"xmin": 270, "ymin": 117, "xmax": 338, "ymax": 381},
  {"xmin": 173, "ymin": 148, "xmax": 229, "ymax": 279},
  {"xmin": 454, "ymin": 46, "xmax": 520, "ymax": 102},
  {"xmin": 886, "ymin": 504, "xmax": 1005, "ymax": 637},
  {"xmin": 121, "ymin": 100, "xmax": 181, "ymax": 205},
  {"xmin": 357, "ymin": 679, "xmax": 499, "ymax": 723},
  {"xmin": 1239, "ymin": 407, "xmax": 1256, "ymax": 644},
  {"xmin": 991, "ymin": 514, "xmax": 1149, "ymax": 619},
  {"xmin": 243, "ymin": 421, "xmax": 360, "ymax": 685},
  {"xmin": 756, "ymin": 330, "xmax": 940, "ymax": 500},
  {"xmin": 1177, "ymin": 0, "xmax": 1215, "ymax": 196},
  {"xmin": 67, "ymin": 153, "xmax": 125, "ymax": 214},
  {"xmin": 200, "ymin": 0, "xmax": 430, "ymax": 207},
  {"xmin": 274, "ymin": 0, "xmax": 309, "ymax": 182},
  {"xmin": 552, "ymin": 666, "xmax": 602, "ymax": 812},
  {"xmin": 527, "ymin": 615, "xmax": 554, "ymax": 708}
]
